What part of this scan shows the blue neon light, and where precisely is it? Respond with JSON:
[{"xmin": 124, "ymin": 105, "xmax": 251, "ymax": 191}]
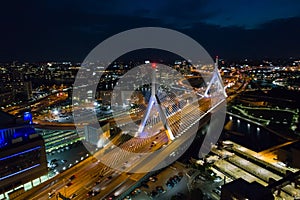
[
  {"xmin": 0, "ymin": 164, "xmax": 40, "ymax": 181},
  {"xmin": 23, "ymin": 112, "xmax": 33, "ymax": 124},
  {"xmin": 13, "ymin": 127, "xmax": 35, "ymax": 139},
  {"xmin": 0, "ymin": 146, "xmax": 41, "ymax": 161}
]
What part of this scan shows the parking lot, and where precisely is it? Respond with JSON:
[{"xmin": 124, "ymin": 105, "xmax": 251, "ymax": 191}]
[
  {"xmin": 47, "ymin": 141, "xmax": 89, "ymax": 177},
  {"xmin": 131, "ymin": 162, "xmax": 189, "ymax": 200}
]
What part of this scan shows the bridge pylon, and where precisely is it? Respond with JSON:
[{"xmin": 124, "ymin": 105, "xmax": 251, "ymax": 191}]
[
  {"xmin": 204, "ymin": 56, "xmax": 227, "ymax": 98},
  {"xmin": 136, "ymin": 64, "xmax": 175, "ymax": 142}
]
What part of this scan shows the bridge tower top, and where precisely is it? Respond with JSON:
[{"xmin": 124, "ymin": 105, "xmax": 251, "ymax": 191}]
[{"xmin": 204, "ymin": 56, "xmax": 227, "ymax": 98}]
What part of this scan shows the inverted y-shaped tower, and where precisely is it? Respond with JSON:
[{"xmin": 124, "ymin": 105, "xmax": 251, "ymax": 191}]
[
  {"xmin": 204, "ymin": 56, "xmax": 227, "ymax": 98},
  {"xmin": 136, "ymin": 63, "xmax": 175, "ymax": 141}
]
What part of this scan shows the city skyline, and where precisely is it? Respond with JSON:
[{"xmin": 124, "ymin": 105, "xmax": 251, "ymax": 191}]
[{"xmin": 0, "ymin": 1, "xmax": 300, "ymax": 200}]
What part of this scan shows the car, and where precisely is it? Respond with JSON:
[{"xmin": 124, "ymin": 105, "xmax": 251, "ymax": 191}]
[
  {"xmin": 149, "ymin": 176, "xmax": 157, "ymax": 182},
  {"xmin": 69, "ymin": 193, "xmax": 77, "ymax": 199},
  {"xmin": 48, "ymin": 189, "xmax": 56, "ymax": 199},
  {"xmin": 130, "ymin": 188, "xmax": 141, "ymax": 197},
  {"xmin": 166, "ymin": 180, "xmax": 174, "ymax": 188},
  {"xmin": 213, "ymin": 189, "xmax": 221, "ymax": 195},
  {"xmin": 178, "ymin": 172, "xmax": 183, "ymax": 178},
  {"xmin": 141, "ymin": 183, "xmax": 149, "ymax": 188},
  {"xmin": 65, "ymin": 182, "xmax": 73, "ymax": 187},
  {"xmin": 173, "ymin": 175, "xmax": 180, "ymax": 182},
  {"xmin": 134, "ymin": 188, "xmax": 141, "ymax": 194},
  {"xmin": 92, "ymin": 191, "xmax": 100, "ymax": 196},
  {"xmin": 131, "ymin": 190, "xmax": 137, "ymax": 196},
  {"xmin": 69, "ymin": 174, "xmax": 76, "ymax": 181},
  {"xmin": 207, "ymin": 169, "xmax": 216, "ymax": 177},
  {"xmin": 150, "ymin": 190, "xmax": 158, "ymax": 198},
  {"xmin": 48, "ymin": 193, "xmax": 55, "ymax": 199},
  {"xmin": 87, "ymin": 190, "xmax": 93, "ymax": 197},
  {"xmin": 213, "ymin": 176, "xmax": 222, "ymax": 183},
  {"xmin": 198, "ymin": 175, "xmax": 206, "ymax": 181},
  {"xmin": 131, "ymin": 188, "xmax": 141, "ymax": 197},
  {"xmin": 156, "ymin": 186, "xmax": 165, "ymax": 193},
  {"xmin": 169, "ymin": 177, "xmax": 178, "ymax": 184}
]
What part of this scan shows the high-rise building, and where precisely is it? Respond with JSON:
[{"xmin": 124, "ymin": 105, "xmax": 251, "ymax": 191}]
[{"xmin": 0, "ymin": 111, "xmax": 47, "ymax": 199}]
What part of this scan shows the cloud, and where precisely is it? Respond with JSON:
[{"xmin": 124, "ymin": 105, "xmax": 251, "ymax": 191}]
[
  {"xmin": 44, "ymin": 0, "xmax": 300, "ymax": 29},
  {"xmin": 0, "ymin": 1, "xmax": 299, "ymax": 61}
]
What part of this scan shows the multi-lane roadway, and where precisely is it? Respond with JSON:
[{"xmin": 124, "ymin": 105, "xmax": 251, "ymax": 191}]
[{"xmin": 18, "ymin": 92, "xmax": 223, "ymax": 200}]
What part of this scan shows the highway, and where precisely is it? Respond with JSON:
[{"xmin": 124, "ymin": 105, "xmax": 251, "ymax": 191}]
[
  {"xmin": 17, "ymin": 91, "xmax": 224, "ymax": 200},
  {"xmin": 14, "ymin": 69, "xmax": 236, "ymax": 200},
  {"xmin": 4, "ymin": 91, "xmax": 68, "ymax": 116}
]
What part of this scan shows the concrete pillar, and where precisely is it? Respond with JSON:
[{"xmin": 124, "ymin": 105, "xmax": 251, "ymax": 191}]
[
  {"xmin": 276, "ymin": 188, "xmax": 281, "ymax": 196},
  {"xmin": 294, "ymin": 179, "xmax": 299, "ymax": 189}
]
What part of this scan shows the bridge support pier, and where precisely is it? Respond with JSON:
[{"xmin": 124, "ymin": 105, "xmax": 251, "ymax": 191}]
[
  {"xmin": 294, "ymin": 179, "xmax": 299, "ymax": 189},
  {"xmin": 276, "ymin": 188, "xmax": 281, "ymax": 196}
]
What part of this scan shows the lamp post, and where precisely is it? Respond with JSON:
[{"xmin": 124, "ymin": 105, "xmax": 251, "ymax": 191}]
[{"xmin": 63, "ymin": 178, "xmax": 67, "ymax": 197}]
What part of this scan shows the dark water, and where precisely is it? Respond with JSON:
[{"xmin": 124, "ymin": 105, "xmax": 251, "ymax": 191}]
[
  {"xmin": 178, "ymin": 117, "xmax": 288, "ymax": 163},
  {"xmin": 220, "ymin": 118, "xmax": 287, "ymax": 152}
]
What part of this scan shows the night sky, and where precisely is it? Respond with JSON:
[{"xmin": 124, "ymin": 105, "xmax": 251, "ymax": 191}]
[{"xmin": 1, "ymin": 0, "xmax": 300, "ymax": 62}]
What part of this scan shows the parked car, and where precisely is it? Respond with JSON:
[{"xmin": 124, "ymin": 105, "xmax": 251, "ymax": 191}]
[
  {"xmin": 156, "ymin": 186, "xmax": 165, "ymax": 193},
  {"xmin": 149, "ymin": 176, "xmax": 157, "ymax": 182},
  {"xmin": 150, "ymin": 190, "xmax": 158, "ymax": 198},
  {"xmin": 213, "ymin": 189, "xmax": 221, "ymax": 195},
  {"xmin": 166, "ymin": 180, "xmax": 174, "ymax": 188}
]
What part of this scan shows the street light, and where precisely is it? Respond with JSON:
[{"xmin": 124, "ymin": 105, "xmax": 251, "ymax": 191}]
[
  {"xmin": 63, "ymin": 178, "xmax": 67, "ymax": 197},
  {"xmin": 53, "ymin": 109, "xmax": 59, "ymax": 115}
]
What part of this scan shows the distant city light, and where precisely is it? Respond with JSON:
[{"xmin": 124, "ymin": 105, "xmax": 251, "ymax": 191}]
[{"xmin": 52, "ymin": 110, "xmax": 59, "ymax": 115}]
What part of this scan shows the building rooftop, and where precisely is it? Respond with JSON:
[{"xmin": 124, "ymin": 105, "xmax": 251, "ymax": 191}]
[
  {"xmin": 0, "ymin": 111, "xmax": 36, "ymax": 149},
  {"xmin": 221, "ymin": 178, "xmax": 274, "ymax": 200},
  {"xmin": 0, "ymin": 110, "xmax": 16, "ymax": 127}
]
